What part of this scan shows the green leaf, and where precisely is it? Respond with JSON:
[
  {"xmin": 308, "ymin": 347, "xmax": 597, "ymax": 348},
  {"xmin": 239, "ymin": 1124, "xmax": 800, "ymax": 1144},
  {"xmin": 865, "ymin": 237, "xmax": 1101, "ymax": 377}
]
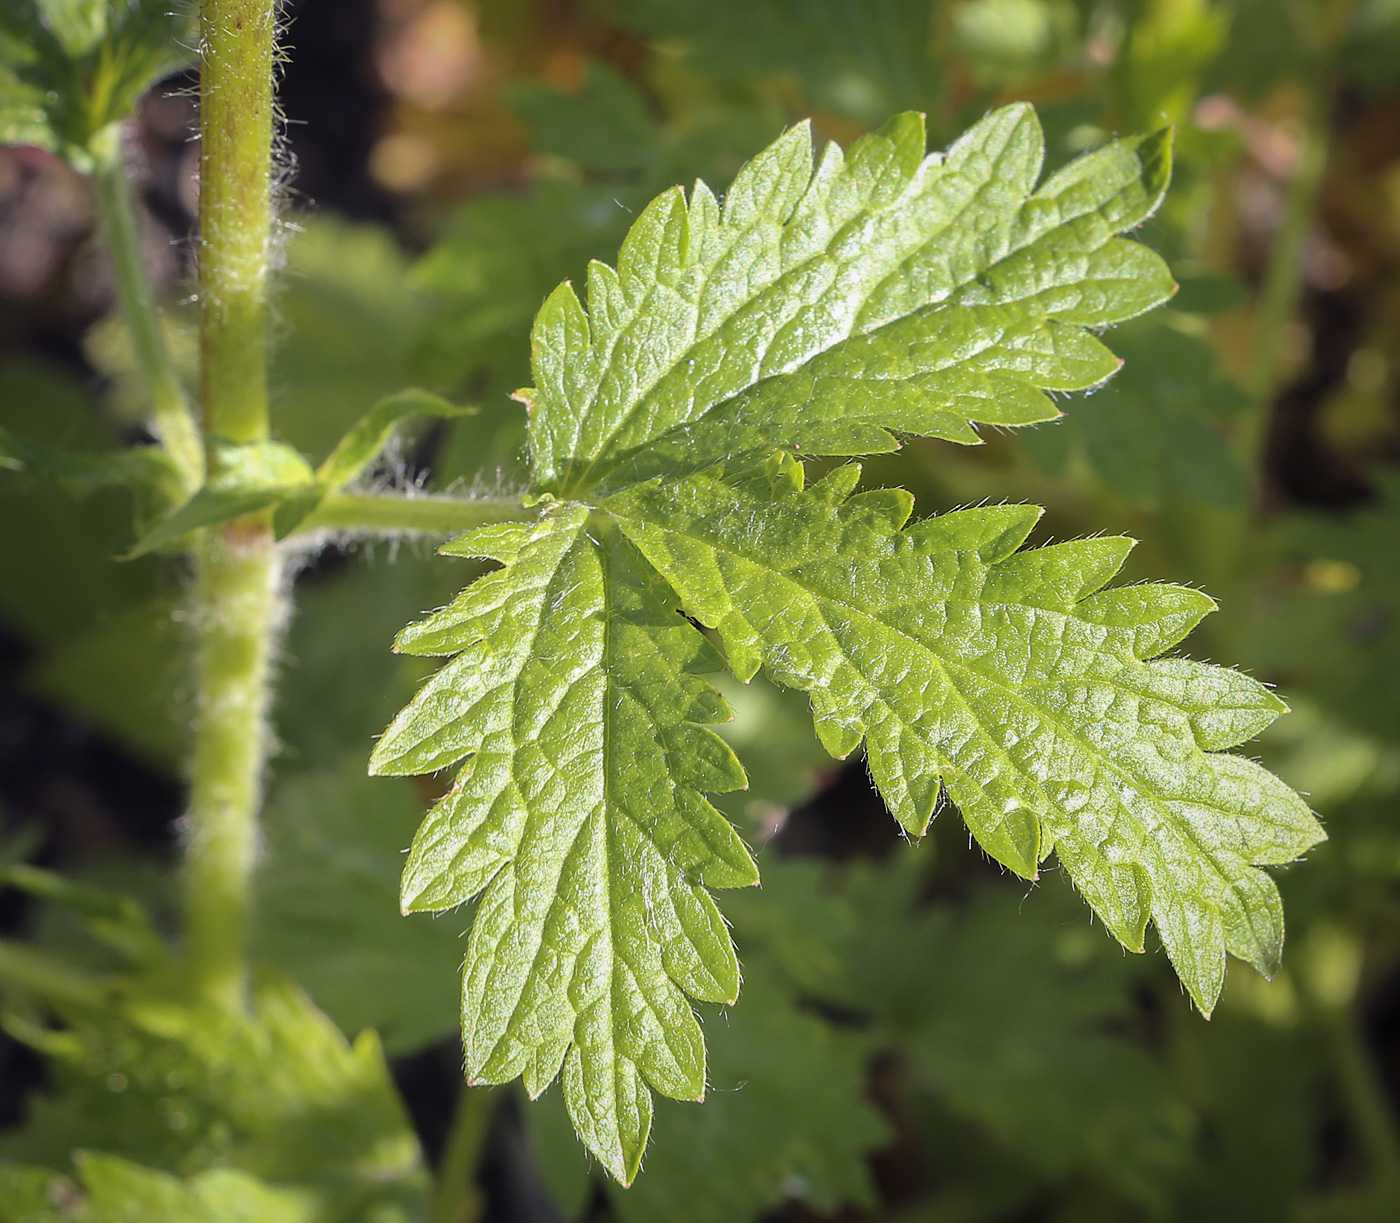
[
  {"xmin": 272, "ymin": 218, "xmax": 432, "ymax": 462},
  {"xmin": 276, "ymin": 545, "xmax": 468, "ymax": 769},
  {"xmin": 71, "ymin": 1154, "xmax": 316, "ymax": 1223},
  {"xmin": 0, "ymin": 358, "xmax": 171, "ymax": 646},
  {"xmin": 727, "ymin": 855, "xmax": 1194, "ymax": 1211},
  {"xmin": 411, "ymin": 180, "xmax": 636, "ymax": 482},
  {"xmin": 0, "ymin": 1164, "xmax": 74, "ymax": 1223},
  {"xmin": 379, "ymin": 106, "xmax": 1316, "ymax": 1179},
  {"xmin": 255, "ymin": 760, "xmax": 463, "ymax": 1056},
  {"xmin": 1059, "ymin": 320, "xmax": 1249, "ymax": 510},
  {"xmin": 272, "ymin": 389, "xmax": 474, "ymax": 538},
  {"xmin": 315, "ymin": 389, "xmax": 472, "ymax": 491},
  {"xmin": 529, "ymin": 959, "xmax": 889, "ymax": 1223},
  {"xmin": 610, "ymin": 460, "xmax": 1322, "ymax": 1012},
  {"xmin": 523, "ymin": 105, "xmax": 1173, "ymax": 494},
  {"xmin": 128, "ymin": 439, "xmax": 315, "ymax": 557},
  {"xmin": 0, "ymin": 1, "xmax": 196, "ymax": 169},
  {"xmin": 1252, "ymin": 468, "xmax": 1400, "ymax": 744},
  {"xmin": 370, "ymin": 506, "xmax": 757, "ymax": 1183},
  {"xmin": 26, "ymin": 600, "xmax": 188, "ymax": 770},
  {"xmin": 618, "ymin": 964, "xmax": 887, "ymax": 1221},
  {"xmin": 953, "ymin": 0, "xmax": 1082, "ymax": 88},
  {"xmin": 0, "ymin": 864, "xmax": 168, "ymax": 971},
  {"xmin": 0, "ymin": 425, "xmax": 185, "ymax": 522},
  {"xmin": 901, "ymin": 885, "xmax": 1192, "ymax": 1203},
  {"xmin": 617, "ymin": 0, "xmax": 945, "ymax": 127},
  {"xmin": 511, "ymin": 62, "xmax": 662, "ymax": 175},
  {"xmin": 1, "ymin": 972, "xmax": 428, "ymax": 1220}
]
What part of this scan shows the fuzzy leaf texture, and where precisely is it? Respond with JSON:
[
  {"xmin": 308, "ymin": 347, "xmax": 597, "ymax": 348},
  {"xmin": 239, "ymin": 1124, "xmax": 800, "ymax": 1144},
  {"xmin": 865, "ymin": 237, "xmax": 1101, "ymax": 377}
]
[{"xmin": 374, "ymin": 104, "xmax": 1321, "ymax": 1182}]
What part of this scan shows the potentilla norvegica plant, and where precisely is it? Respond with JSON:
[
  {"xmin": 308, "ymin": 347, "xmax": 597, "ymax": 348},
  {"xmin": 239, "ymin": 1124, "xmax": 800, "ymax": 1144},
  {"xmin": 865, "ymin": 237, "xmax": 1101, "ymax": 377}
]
[{"xmin": 0, "ymin": 0, "xmax": 1325, "ymax": 1214}]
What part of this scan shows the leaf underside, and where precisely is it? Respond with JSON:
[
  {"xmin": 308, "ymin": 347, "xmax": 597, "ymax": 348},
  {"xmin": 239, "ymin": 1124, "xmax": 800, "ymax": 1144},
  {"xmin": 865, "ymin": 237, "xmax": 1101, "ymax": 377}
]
[{"xmin": 373, "ymin": 104, "xmax": 1321, "ymax": 1182}]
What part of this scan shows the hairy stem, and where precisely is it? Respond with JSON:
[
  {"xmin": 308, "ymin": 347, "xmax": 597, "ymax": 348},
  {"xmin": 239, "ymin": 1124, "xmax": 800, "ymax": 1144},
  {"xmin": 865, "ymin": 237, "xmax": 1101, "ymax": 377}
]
[
  {"xmin": 184, "ymin": 0, "xmax": 280, "ymax": 1010},
  {"xmin": 292, "ymin": 490, "xmax": 533, "ymax": 539},
  {"xmin": 90, "ymin": 120, "xmax": 203, "ymax": 492},
  {"xmin": 184, "ymin": 527, "xmax": 283, "ymax": 1009},
  {"xmin": 198, "ymin": 0, "xmax": 277, "ymax": 446}
]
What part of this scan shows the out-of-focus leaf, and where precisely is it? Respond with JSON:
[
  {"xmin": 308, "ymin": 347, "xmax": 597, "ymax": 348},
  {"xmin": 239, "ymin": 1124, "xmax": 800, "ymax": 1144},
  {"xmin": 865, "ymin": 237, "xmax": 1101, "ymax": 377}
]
[
  {"xmin": 277, "ymin": 547, "xmax": 467, "ymax": 770},
  {"xmin": 1251, "ymin": 469, "xmax": 1400, "ymax": 744},
  {"xmin": 614, "ymin": 966, "xmax": 887, "ymax": 1223},
  {"xmin": 0, "ymin": 1, "xmax": 195, "ymax": 169},
  {"xmin": 511, "ymin": 63, "xmax": 662, "ymax": 174},
  {"xmin": 1341, "ymin": 0, "xmax": 1400, "ymax": 93},
  {"xmin": 709, "ymin": 672, "xmax": 833, "ymax": 834},
  {"xmin": 1116, "ymin": 0, "xmax": 1229, "ymax": 129},
  {"xmin": 528, "ymin": 957, "xmax": 888, "ymax": 1223},
  {"xmin": 0, "ymin": 1162, "xmax": 74, "ymax": 1222},
  {"xmin": 0, "ymin": 864, "xmax": 167, "ymax": 972},
  {"xmin": 728, "ymin": 855, "xmax": 1194, "ymax": 1212},
  {"xmin": 1206, "ymin": 0, "xmax": 1316, "ymax": 99},
  {"xmin": 1172, "ymin": 273, "xmax": 1251, "ymax": 314},
  {"xmin": 1169, "ymin": 1008, "xmax": 1319, "ymax": 1221},
  {"xmin": 271, "ymin": 218, "xmax": 429, "ymax": 464},
  {"xmin": 255, "ymin": 760, "xmax": 462, "ymax": 1056},
  {"xmin": 618, "ymin": 0, "xmax": 944, "ymax": 127},
  {"xmin": 128, "ymin": 440, "xmax": 315, "ymax": 557},
  {"xmin": 0, "ymin": 359, "xmax": 167, "ymax": 648},
  {"xmin": 315, "ymin": 389, "xmax": 473, "ymax": 492},
  {"xmin": 84, "ymin": 310, "xmax": 198, "ymax": 431},
  {"xmin": 900, "ymin": 886, "xmax": 1193, "ymax": 1207},
  {"xmin": 24, "ymin": 599, "xmax": 186, "ymax": 770},
  {"xmin": 71, "ymin": 1153, "xmax": 317, "ymax": 1223},
  {"xmin": 1029, "ymin": 320, "xmax": 1249, "ymax": 509},
  {"xmin": 0, "ymin": 359, "xmax": 184, "ymax": 783},
  {"xmin": 1, "ymin": 973, "xmax": 428, "ymax": 1222},
  {"xmin": 952, "ymin": 0, "xmax": 1080, "ymax": 88},
  {"xmin": 0, "ymin": 428, "xmax": 183, "ymax": 522},
  {"xmin": 412, "ymin": 181, "xmax": 635, "ymax": 483}
]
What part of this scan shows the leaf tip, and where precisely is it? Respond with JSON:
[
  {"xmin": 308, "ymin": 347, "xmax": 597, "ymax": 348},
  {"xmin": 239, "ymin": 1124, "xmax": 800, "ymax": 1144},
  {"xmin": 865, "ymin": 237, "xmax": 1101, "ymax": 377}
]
[{"xmin": 398, "ymin": 875, "xmax": 431, "ymax": 914}]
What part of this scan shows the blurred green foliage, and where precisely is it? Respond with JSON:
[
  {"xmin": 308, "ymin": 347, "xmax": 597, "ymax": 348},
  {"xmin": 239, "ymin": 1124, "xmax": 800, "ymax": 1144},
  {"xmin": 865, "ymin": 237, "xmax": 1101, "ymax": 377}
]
[{"xmin": 0, "ymin": 0, "xmax": 195, "ymax": 169}]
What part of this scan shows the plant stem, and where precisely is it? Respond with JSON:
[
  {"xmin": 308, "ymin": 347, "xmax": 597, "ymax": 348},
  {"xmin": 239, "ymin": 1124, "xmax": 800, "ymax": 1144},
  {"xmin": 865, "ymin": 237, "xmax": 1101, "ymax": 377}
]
[
  {"xmin": 428, "ymin": 1084, "xmax": 496, "ymax": 1223},
  {"xmin": 292, "ymin": 491, "xmax": 534, "ymax": 538},
  {"xmin": 184, "ymin": 0, "xmax": 280, "ymax": 1010},
  {"xmin": 89, "ymin": 120, "xmax": 203, "ymax": 493},
  {"xmin": 198, "ymin": 0, "xmax": 277, "ymax": 447},
  {"xmin": 184, "ymin": 527, "xmax": 282, "ymax": 1009}
]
